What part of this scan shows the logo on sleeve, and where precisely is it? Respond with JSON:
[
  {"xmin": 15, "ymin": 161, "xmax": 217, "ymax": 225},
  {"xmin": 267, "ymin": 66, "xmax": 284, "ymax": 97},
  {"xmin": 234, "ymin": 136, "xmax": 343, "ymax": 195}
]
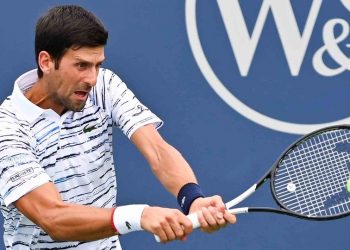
[
  {"xmin": 10, "ymin": 167, "xmax": 34, "ymax": 182},
  {"xmin": 132, "ymin": 105, "xmax": 148, "ymax": 117}
]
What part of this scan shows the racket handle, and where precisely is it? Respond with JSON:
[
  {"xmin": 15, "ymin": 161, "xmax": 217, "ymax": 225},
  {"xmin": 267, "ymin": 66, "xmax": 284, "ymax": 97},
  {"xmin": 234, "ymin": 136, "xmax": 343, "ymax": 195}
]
[
  {"xmin": 154, "ymin": 212, "xmax": 200, "ymax": 242},
  {"xmin": 228, "ymin": 207, "xmax": 249, "ymax": 214},
  {"xmin": 154, "ymin": 208, "xmax": 249, "ymax": 242}
]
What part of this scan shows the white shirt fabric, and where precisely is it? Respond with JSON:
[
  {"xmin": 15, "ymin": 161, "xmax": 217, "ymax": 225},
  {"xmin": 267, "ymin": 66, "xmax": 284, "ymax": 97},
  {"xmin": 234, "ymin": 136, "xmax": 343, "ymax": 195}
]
[{"xmin": 0, "ymin": 68, "xmax": 163, "ymax": 249}]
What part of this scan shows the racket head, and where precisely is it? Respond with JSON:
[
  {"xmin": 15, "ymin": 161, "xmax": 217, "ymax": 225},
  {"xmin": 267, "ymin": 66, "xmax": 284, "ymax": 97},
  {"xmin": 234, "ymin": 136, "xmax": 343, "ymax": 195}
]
[{"xmin": 270, "ymin": 125, "xmax": 350, "ymax": 220}]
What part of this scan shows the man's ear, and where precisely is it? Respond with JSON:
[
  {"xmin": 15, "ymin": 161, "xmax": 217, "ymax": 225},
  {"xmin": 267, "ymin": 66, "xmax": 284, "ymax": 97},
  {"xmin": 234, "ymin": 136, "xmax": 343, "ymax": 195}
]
[{"xmin": 37, "ymin": 51, "xmax": 54, "ymax": 75}]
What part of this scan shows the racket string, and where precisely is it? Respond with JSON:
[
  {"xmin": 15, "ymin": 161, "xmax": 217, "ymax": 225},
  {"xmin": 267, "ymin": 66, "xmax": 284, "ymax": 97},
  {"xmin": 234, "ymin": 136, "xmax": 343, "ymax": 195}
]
[
  {"xmin": 274, "ymin": 129, "xmax": 350, "ymax": 217},
  {"xmin": 294, "ymin": 132, "xmax": 349, "ymax": 215}
]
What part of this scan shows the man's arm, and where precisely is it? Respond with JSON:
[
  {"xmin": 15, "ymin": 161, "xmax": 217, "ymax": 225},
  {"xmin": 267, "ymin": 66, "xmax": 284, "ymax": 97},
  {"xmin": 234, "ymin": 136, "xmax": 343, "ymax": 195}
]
[
  {"xmin": 14, "ymin": 181, "xmax": 192, "ymax": 242},
  {"xmin": 130, "ymin": 124, "xmax": 197, "ymax": 195},
  {"xmin": 130, "ymin": 124, "xmax": 237, "ymax": 233},
  {"xmin": 14, "ymin": 182, "xmax": 116, "ymax": 241}
]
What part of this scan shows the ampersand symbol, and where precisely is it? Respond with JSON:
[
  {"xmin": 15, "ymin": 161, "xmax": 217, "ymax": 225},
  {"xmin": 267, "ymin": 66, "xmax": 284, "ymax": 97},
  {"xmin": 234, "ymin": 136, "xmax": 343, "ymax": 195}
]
[
  {"xmin": 313, "ymin": 19, "xmax": 350, "ymax": 76},
  {"xmin": 341, "ymin": 0, "xmax": 350, "ymax": 12}
]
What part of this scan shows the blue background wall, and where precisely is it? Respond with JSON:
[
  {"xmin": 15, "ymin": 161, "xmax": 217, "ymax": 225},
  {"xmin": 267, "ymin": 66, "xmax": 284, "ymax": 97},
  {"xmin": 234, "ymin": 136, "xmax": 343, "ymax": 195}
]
[{"xmin": 0, "ymin": 1, "xmax": 349, "ymax": 249}]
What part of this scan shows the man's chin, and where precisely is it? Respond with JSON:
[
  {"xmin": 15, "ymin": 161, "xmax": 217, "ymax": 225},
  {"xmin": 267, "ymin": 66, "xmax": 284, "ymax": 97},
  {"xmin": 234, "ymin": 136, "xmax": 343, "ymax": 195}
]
[
  {"xmin": 71, "ymin": 105, "xmax": 85, "ymax": 112},
  {"xmin": 65, "ymin": 102, "xmax": 86, "ymax": 112}
]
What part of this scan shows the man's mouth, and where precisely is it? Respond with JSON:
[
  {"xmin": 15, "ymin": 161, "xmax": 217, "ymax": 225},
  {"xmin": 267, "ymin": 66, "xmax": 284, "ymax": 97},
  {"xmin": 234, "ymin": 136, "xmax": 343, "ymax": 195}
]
[{"xmin": 74, "ymin": 91, "xmax": 88, "ymax": 101}]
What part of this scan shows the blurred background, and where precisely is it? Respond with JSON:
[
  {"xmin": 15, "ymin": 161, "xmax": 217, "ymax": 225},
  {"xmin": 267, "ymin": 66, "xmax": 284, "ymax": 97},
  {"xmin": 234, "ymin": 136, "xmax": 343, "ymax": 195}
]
[{"xmin": 0, "ymin": 1, "xmax": 349, "ymax": 249}]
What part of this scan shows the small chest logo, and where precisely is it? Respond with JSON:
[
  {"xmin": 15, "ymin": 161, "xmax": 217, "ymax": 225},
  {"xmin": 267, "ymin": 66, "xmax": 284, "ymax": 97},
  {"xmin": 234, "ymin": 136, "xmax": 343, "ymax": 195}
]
[{"xmin": 83, "ymin": 124, "xmax": 97, "ymax": 133}]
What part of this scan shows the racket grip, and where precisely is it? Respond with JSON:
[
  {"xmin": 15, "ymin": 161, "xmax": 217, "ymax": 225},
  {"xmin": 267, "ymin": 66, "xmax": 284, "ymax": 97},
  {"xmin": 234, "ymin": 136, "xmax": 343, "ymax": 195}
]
[
  {"xmin": 187, "ymin": 212, "xmax": 201, "ymax": 228},
  {"xmin": 154, "ymin": 212, "xmax": 200, "ymax": 242}
]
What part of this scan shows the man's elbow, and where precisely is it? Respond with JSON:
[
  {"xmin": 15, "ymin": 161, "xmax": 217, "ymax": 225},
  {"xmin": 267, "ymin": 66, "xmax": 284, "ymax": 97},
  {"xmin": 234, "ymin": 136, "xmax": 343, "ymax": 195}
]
[
  {"xmin": 46, "ymin": 228, "xmax": 65, "ymax": 241},
  {"xmin": 37, "ymin": 205, "xmax": 69, "ymax": 241},
  {"xmin": 149, "ymin": 142, "xmax": 175, "ymax": 169}
]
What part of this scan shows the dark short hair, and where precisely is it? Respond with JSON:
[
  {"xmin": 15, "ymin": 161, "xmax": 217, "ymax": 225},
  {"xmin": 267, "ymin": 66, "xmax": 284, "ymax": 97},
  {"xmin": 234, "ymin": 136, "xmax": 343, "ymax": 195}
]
[{"xmin": 35, "ymin": 5, "xmax": 108, "ymax": 78}]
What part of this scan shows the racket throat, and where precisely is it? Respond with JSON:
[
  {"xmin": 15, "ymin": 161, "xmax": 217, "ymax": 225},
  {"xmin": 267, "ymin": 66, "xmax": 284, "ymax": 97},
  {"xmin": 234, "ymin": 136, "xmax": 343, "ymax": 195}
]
[{"xmin": 225, "ymin": 184, "xmax": 257, "ymax": 209}]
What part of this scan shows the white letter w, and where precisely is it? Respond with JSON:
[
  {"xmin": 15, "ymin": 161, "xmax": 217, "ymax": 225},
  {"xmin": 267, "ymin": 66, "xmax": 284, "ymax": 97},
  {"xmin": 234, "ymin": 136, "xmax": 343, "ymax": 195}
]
[{"xmin": 217, "ymin": 0, "xmax": 322, "ymax": 76}]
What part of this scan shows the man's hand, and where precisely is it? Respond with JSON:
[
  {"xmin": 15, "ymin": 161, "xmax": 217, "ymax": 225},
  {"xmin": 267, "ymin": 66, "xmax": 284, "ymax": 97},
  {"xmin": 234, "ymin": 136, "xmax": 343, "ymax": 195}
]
[
  {"xmin": 189, "ymin": 196, "xmax": 236, "ymax": 233},
  {"xmin": 140, "ymin": 206, "xmax": 193, "ymax": 243}
]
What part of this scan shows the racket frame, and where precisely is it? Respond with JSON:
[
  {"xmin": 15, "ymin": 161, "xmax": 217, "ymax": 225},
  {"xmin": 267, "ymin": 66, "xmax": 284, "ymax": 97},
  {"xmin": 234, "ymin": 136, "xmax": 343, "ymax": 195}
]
[
  {"xmin": 224, "ymin": 125, "xmax": 350, "ymax": 220},
  {"xmin": 268, "ymin": 124, "xmax": 350, "ymax": 220}
]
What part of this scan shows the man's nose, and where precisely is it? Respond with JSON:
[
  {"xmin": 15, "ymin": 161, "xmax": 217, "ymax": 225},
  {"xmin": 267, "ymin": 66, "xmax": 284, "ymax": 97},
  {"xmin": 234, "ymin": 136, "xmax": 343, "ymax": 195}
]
[{"xmin": 86, "ymin": 67, "xmax": 98, "ymax": 86}]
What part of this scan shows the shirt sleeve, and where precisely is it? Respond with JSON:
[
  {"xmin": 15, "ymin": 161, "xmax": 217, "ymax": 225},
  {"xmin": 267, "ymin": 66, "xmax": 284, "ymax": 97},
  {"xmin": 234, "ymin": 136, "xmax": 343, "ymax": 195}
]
[
  {"xmin": 94, "ymin": 68, "xmax": 163, "ymax": 139},
  {"xmin": 0, "ymin": 121, "xmax": 51, "ymax": 206}
]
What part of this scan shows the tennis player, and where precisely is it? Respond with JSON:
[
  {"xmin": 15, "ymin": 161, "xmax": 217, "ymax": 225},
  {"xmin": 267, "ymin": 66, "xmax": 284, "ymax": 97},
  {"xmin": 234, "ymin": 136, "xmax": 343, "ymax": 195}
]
[{"xmin": 0, "ymin": 5, "xmax": 236, "ymax": 249}]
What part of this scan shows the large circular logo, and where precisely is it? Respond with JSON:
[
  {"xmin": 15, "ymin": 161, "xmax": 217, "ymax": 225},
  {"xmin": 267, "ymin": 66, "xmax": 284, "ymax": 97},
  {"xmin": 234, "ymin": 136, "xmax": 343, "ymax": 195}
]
[{"xmin": 186, "ymin": 0, "xmax": 350, "ymax": 134}]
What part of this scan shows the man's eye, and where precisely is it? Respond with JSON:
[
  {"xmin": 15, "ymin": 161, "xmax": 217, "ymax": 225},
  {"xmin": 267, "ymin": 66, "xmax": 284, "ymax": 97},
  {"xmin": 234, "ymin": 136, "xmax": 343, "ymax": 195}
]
[{"xmin": 77, "ymin": 63, "xmax": 87, "ymax": 69}]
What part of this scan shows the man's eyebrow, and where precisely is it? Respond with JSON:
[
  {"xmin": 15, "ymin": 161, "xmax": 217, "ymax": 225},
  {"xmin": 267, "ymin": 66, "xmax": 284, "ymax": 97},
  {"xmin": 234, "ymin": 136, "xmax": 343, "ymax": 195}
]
[{"xmin": 73, "ymin": 58, "xmax": 105, "ymax": 65}]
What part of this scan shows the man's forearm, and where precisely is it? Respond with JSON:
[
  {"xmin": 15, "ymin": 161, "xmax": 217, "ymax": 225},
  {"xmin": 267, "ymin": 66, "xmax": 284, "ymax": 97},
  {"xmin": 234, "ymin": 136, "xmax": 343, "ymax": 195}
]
[
  {"xmin": 130, "ymin": 125, "xmax": 199, "ymax": 196},
  {"xmin": 15, "ymin": 183, "xmax": 116, "ymax": 242},
  {"xmin": 149, "ymin": 142, "xmax": 198, "ymax": 196},
  {"xmin": 41, "ymin": 204, "xmax": 116, "ymax": 241}
]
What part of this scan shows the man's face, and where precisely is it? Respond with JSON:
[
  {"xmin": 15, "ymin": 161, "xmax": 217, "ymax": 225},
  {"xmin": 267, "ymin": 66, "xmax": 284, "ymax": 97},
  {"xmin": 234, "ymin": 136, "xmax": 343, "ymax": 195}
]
[{"xmin": 46, "ymin": 46, "xmax": 105, "ymax": 113}]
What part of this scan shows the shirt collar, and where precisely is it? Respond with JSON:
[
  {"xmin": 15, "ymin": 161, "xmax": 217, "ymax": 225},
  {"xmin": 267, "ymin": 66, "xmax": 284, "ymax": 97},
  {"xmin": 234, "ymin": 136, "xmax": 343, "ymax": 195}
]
[{"xmin": 11, "ymin": 69, "xmax": 58, "ymax": 123}]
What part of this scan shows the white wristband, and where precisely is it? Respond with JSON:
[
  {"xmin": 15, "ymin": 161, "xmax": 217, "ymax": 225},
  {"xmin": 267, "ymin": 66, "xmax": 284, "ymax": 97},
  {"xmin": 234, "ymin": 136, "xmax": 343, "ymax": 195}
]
[{"xmin": 113, "ymin": 205, "xmax": 149, "ymax": 234}]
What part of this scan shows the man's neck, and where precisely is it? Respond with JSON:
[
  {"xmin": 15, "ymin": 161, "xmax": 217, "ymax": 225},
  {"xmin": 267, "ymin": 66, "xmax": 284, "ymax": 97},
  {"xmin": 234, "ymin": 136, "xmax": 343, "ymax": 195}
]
[{"xmin": 24, "ymin": 80, "xmax": 65, "ymax": 115}]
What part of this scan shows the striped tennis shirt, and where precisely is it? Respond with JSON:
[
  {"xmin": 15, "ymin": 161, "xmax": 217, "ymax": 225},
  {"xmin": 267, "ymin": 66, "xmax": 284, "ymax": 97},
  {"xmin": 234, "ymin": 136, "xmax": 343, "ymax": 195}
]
[{"xmin": 0, "ymin": 68, "xmax": 163, "ymax": 249}]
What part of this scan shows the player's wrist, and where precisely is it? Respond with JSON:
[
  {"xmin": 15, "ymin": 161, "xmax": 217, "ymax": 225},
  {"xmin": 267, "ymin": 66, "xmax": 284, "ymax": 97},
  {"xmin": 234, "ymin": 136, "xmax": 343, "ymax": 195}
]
[
  {"xmin": 177, "ymin": 183, "xmax": 205, "ymax": 215},
  {"xmin": 112, "ymin": 204, "xmax": 149, "ymax": 235}
]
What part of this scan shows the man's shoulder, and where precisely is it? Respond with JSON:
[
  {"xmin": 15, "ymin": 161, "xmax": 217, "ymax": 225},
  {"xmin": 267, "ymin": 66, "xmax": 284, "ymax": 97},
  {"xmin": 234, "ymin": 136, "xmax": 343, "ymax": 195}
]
[
  {"xmin": 90, "ymin": 68, "xmax": 125, "ymax": 104},
  {"xmin": 0, "ymin": 98, "xmax": 28, "ymax": 130},
  {"xmin": 0, "ymin": 98, "xmax": 16, "ymax": 120},
  {"xmin": 97, "ymin": 68, "xmax": 123, "ymax": 87}
]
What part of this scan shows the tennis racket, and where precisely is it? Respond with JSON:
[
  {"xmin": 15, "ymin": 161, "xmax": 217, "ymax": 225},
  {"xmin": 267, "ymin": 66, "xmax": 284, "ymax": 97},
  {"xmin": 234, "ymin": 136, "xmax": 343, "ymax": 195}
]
[{"xmin": 154, "ymin": 125, "xmax": 350, "ymax": 242}]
